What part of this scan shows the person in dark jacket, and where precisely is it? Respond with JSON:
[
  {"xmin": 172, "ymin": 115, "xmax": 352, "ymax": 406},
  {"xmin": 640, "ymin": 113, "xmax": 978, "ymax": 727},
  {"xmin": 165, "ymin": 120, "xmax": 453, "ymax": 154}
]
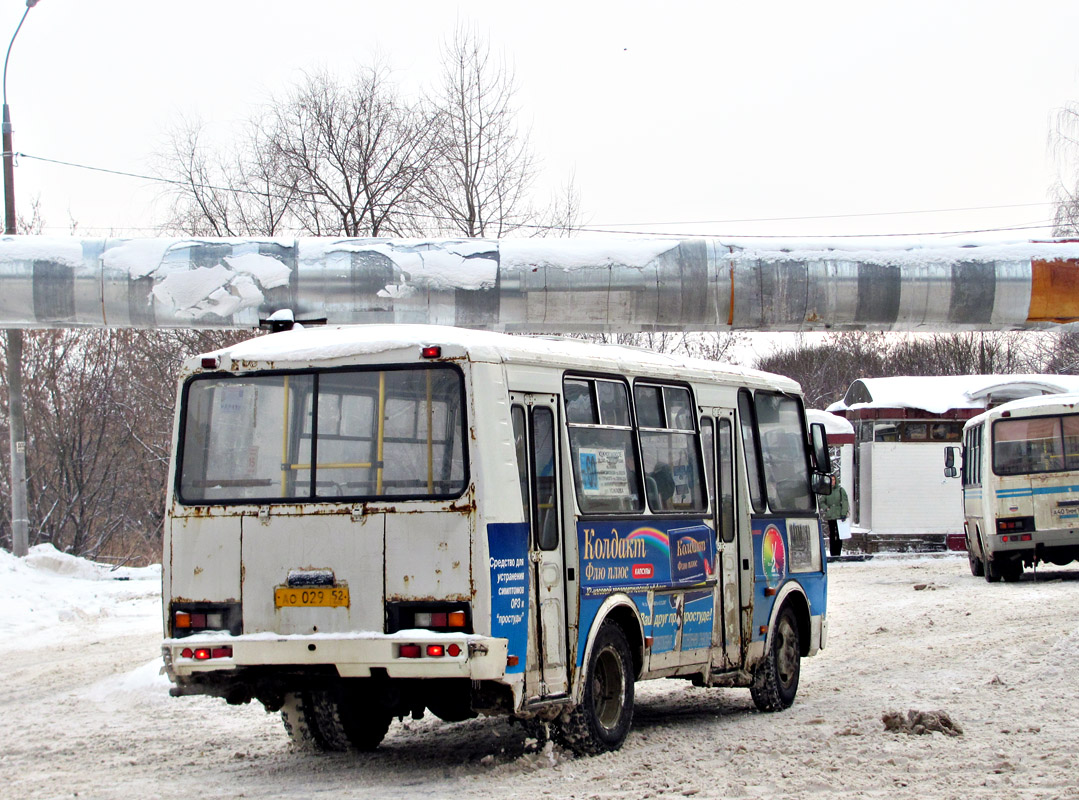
[{"xmin": 819, "ymin": 484, "xmax": 849, "ymax": 556}]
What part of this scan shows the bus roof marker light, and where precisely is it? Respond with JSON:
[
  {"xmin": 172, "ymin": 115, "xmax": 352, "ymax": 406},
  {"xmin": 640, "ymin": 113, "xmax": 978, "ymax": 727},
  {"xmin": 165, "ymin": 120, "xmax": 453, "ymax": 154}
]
[
  {"xmin": 201, "ymin": 356, "xmax": 220, "ymax": 370},
  {"xmin": 421, "ymin": 345, "xmax": 442, "ymax": 359}
]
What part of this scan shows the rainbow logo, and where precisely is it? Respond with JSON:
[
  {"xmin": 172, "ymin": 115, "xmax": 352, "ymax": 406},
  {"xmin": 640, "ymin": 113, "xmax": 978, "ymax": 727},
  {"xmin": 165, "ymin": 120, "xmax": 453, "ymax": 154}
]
[
  {"xmin": 762, "ymin": 524, "xmax": 786, "ymax": 587},
  {"xmin": 626, "ymin": 527, "xmax": 670, "ymax": 557}
]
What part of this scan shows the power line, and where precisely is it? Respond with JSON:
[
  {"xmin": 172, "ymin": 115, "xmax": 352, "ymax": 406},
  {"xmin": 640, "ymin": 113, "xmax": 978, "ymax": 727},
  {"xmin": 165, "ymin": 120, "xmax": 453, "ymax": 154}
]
[{"xmin": 16, "ymin": 150, "xmax": 1066, "ymax": 240}]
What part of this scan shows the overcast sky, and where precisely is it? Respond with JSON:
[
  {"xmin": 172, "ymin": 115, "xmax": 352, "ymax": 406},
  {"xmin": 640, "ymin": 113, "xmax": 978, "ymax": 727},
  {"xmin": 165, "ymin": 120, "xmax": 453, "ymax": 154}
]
[{"xmin": 6, "ymin": 0, "xmax": 1079, "ymax": 241}]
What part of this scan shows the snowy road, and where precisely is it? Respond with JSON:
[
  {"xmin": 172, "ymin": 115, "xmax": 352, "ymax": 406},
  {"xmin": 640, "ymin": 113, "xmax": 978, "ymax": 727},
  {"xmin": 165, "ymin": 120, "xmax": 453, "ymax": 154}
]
[{"xmin": 3, "ymin": 549, "xmax": 1079, "ymax": 800}]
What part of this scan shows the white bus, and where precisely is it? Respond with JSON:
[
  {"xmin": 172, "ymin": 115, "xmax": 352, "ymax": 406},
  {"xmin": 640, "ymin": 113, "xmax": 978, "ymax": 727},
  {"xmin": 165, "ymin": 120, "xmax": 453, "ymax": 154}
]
[
  {"xmin": 161, "ymin": 324, "xmax": 832, "ymax": 755},
  {"xmin": 946, "ymin": 393, "xmax": 1079, "ymax": 582}
]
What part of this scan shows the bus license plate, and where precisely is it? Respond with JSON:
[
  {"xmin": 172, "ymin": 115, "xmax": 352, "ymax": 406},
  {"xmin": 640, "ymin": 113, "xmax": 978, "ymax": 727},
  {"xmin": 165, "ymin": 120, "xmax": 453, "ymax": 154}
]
[{"xmin": 274, "ymin": 586, "xmax": 350, "ymax": 608}]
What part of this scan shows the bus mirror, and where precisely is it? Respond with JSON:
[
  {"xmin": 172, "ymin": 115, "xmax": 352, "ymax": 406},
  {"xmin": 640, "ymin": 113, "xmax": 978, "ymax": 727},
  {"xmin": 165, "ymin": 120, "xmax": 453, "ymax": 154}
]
[
  {"xmin": 944, "ymin": 446, "xmax": 958, "ymax": 478},
  {"xmin": 810, "ymin": 422, "xmax": 831, "ymax": 473},
  {"xmin": 811, "ymin": 471, "xmax": 834, "ymax": 496}
]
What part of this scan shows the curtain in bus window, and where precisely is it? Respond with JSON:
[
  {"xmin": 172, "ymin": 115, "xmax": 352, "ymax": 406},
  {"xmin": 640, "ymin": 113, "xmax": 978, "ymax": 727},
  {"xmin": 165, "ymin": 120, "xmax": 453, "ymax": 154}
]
[
  {"xmin": 180, "ymin": 374, "xmax": 314, "ymax": 502},
  {"xmin": 634, "ymin": 384, "xmax": 705, "ymax": 513},
  {"xmin": 994, "ymin": 417, "xmax": 1063, "ymax": 475},
  {"xmin": 754, "ymin": 393, "xmax": 814, "ymax": 514}
]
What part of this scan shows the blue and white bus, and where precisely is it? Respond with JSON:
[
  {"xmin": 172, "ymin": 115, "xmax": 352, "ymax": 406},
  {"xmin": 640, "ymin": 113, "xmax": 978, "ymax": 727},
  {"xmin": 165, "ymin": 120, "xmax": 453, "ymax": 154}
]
[
  {"xmin": 948, "ymin": 393, "xmax": 1079, "ymax": 582},
  {"xmin": 161, "ymin": 324, "xmax": 831, "ymax": 754}
]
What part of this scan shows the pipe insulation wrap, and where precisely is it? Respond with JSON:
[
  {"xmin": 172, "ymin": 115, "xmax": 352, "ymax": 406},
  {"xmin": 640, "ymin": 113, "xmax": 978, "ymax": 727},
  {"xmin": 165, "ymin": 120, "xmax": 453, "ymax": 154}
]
[{"xmin": 0, "ymin": 235, "xmax": 1077, "ymax": 331}]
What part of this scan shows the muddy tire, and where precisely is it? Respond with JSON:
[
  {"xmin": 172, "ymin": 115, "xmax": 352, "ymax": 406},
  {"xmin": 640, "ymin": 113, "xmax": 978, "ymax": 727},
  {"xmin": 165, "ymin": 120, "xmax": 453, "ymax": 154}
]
[
  {"xmin": 280, "ymin": 691, "xmax": 343, "ymax": 751},
  {"xmin": 967, "ymin": 535, "xmax": 984, "ymax": 577},
  {"xmin": 556, "ymin": 622, "xmax": 634, "ymax": 755},
  {"xmin": 1001, "ymin": 559, "xmax": 1024, "ymax": 583},
  {"xmin": 751, "ymin": 605, "xmax": 800, "ymax": 712},
  {"xmin": 983, "ymin": 533, "xmax": 1002, "ymax": 583},
  {"xmin": 281, "ymin": 688, "xmax": 391, "ymax": 752},
  {"xmin": 338, "ymin": 695, "xmax": 392, "ymax": 751}
]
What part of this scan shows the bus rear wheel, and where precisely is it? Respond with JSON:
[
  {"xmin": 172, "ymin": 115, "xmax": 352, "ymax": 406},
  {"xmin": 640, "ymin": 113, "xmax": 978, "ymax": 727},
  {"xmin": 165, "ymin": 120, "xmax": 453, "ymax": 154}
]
[
  {"xmin": 280, "ymin": 688, "xmax": 392, "ymax": 751},
  {"xmin": 556, "ymin": 622, "xmax": 635, "ymax": 755},
  {"xmin": 1001, "ymin": 559, "xmax": 1024, "ymax": 583},
  {"xmin": 967, "ymin": 536, "xmax": 984, "ymax": 577},
  {"xmin": 751, "ymin": 605, "xmax": 801, "ymax": 712}
]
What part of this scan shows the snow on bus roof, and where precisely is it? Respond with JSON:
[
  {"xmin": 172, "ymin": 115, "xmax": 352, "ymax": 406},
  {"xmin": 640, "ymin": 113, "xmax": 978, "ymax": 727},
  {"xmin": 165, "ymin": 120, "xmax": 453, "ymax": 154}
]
[
  {"xmin": 965, "ymin": 392, "xmax": 1079, "ymax": 427},
  {"xmin": 202, "ymin": 324, "xmax": 800, "ymax": 389},
  {"xmin": 826, "ymin": 375, "xmax": 1079, "ymax": 415}
]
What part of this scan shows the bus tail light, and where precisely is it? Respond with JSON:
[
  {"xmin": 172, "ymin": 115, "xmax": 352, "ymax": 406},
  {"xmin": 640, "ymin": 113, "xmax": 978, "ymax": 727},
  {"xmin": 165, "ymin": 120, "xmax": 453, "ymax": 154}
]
[
  {"xmin": 997, "ymin": 517, "xmax": 1035, "ymax": 534},
  {"xmin": 387, "ymin": 603, "xmax": 472, "ymax": 634},
  {"xmin": 170, "ymin": 603, "xmax": 241, "ymax": 638},
  {"xmin": 426, "ymin": 645, "xmax": 445, "ymax": 657},
  {"xmin": 399, "ymin": 644, "xmax": 421, "ymax": 658}
]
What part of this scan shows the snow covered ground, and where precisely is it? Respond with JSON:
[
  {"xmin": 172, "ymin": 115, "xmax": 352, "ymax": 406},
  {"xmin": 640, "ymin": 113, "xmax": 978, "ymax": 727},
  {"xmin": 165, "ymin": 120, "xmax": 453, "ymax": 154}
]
[{"xmin": 3, "ymin": 545, "xmax": 1079, "ymax": 799}]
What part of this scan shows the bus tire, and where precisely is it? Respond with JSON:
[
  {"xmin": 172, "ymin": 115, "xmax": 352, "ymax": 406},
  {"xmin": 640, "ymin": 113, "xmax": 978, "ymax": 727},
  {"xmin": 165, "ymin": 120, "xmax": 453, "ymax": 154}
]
[
  {"xmin": 1001, "ymin": 559, "xmax": 1023, "ymax": 583},
  {"xmin": 751, "ymin": 605, "xmax": 800, "ymax": 712},
  {"xmin": 557, "ymin": 622, "xmax": 635, "ymax": 755},
  {"xmin": 280, "ymin": 691, "xmax": 344, "ymax": 751},
  {"xmin": 967, "ymin": 536, "xmax": 984, "ymax": 577},
  {"xmin": 984, "ymin": 557, "xmax": 1002, "ymax": 583}
]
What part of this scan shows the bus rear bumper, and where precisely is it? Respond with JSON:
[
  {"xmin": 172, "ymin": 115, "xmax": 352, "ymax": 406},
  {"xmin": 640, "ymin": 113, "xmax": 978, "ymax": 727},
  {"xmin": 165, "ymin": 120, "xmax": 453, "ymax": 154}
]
[{"xmin": 163, "ymin": 632, "xmax": 509, "ymax": 682}]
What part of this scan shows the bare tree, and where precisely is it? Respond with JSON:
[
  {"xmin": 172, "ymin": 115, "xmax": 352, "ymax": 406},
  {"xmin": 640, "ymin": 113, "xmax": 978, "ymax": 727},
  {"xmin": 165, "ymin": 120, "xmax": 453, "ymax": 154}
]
[
  {"xmin": 1049, "ymin": 102, "xmax": 1079, "ymax": 235},
  {"xmin": 157, "ymin": 115, "xmax": 296, "ymax": 237},
  {"xmin": 534, "ymin": 171, "xmax": 585, "ymax": 237},
  {"xmin": 426, "ymin": 26, "xmax": 536, "ymax": 237},
  {"xmin": 265, "ymin": 66, "xmax": 441, "ymax": 237}
]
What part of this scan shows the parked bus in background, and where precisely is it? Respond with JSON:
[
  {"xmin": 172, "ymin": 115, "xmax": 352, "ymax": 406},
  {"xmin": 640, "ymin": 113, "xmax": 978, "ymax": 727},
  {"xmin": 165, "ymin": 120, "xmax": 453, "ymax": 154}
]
[
  {"xmin": 161, "ymin": 324, "xmax": 833, "ymax": 755},
  {"xmin": 946, "ymin": 393, "xmax": 1079, "ymax": 582}
]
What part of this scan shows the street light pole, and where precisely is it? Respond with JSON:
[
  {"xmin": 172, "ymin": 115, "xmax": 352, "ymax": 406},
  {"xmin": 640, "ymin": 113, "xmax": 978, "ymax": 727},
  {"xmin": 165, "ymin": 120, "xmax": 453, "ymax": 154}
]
[{"xmin": 3, "ymin": 1, "xmax": 38, "ymax": 557}]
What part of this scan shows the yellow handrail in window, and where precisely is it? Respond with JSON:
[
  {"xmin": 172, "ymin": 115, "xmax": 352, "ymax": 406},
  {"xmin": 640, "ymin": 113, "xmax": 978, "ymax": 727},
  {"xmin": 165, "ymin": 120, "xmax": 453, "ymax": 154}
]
[{"xmin": 376, "ymin": 371, "xmax": 386, "ymax": 494}]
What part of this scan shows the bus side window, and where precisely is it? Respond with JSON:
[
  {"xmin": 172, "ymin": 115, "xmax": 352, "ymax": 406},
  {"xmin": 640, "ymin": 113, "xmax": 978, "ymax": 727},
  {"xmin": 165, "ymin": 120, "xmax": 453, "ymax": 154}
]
[
  {"xmin": 701, "ymin": 417, "xmax": 716, "ymax": 516},
  {"xmin": 718, "ymin": 419, "xmax": 736, "ymax": 543},
  {"xmin": 531, "ymin": 406, "xmax": 560, "ymax": 551},
  {"xmin": 512, "ymin": 405, "xmax": 530, "ymax": 521},
  {"xmin": 738, "ymin": 390, "xmax": 766, "ymax": 514}
]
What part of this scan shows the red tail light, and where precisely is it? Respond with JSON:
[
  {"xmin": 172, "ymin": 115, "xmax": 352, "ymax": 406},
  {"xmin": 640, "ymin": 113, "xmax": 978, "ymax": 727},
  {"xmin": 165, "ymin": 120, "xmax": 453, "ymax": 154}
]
[
  {"xmin": 426, "ymin": 645, "xmax": 445, "ymax": 657},
  {"xmin": 421, "ymin": 345, "xmax": 442, "ymax": 359},
  {"xmin": 399, "ymin": 644, "xmax": 421, "ymax": 658}
]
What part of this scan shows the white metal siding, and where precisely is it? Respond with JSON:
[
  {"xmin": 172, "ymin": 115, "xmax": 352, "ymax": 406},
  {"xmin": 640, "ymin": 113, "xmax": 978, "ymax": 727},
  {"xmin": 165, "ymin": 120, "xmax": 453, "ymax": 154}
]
[{"xmin": 866, "ymin": 443, "xmax": 963, "ymax": 534}]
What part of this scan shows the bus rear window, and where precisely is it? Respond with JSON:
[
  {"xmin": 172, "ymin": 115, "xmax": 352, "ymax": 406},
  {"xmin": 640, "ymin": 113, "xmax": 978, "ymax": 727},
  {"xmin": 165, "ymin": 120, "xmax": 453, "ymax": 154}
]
[
  {"xmin": 993, "ymin": 415, "xmax": 1079, "ymax": 475},
  {"xmin": 178, "ymin": 366, "xmax": 467, "ymax": 504}
]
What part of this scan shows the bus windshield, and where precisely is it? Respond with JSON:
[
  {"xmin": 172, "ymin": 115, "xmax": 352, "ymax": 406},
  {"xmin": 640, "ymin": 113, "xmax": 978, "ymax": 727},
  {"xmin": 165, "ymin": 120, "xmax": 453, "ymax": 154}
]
[
  {"xmin": 993, "ymin": 414, "xmax": 1079, "ymax": 475},
  {"xmin": 178, "ymin": 365, "xmax": 467, "ymax": 503}
]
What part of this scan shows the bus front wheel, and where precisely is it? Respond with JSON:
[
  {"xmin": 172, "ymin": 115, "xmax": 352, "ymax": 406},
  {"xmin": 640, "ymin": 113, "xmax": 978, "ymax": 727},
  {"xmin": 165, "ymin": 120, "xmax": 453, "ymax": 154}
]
[
  {"xmin": 751, "ymin": 605, "xmax": 801, "ymax": 712},
  {"xmin": 557, "ymin": 622, "xmax": 635, "ymax": 755}
]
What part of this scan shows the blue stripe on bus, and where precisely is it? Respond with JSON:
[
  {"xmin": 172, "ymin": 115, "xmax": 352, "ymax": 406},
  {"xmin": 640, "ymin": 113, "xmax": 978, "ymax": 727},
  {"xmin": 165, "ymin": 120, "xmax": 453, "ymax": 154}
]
[{"xmin": 997, "ymin": 485, "xmax": 1079, "ymax": 498}]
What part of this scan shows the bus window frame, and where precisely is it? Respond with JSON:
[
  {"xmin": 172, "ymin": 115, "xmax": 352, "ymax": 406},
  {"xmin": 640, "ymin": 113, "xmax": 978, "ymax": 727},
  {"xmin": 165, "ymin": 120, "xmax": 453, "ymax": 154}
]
[
  {"xmin": 991, "ymin": 412, "xmax": 1079, "ymax": 477},
  {"xmin": 174, "ymin": 362, "xmax": 470, "ymax": 507},
  {"xmin": 563, "ymin": 373, "xmax": 645, "ymax": 517},
  {"xmin": 632, "ymin": 379, "xmax": 707, "ymax": 515}
]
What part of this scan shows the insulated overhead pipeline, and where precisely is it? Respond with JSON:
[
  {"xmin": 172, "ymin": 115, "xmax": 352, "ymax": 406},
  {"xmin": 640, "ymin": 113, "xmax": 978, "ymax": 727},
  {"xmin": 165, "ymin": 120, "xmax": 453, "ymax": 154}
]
[{"xmin": 0, "ymin": 235, "xmax": 1078, "ymax": 332}]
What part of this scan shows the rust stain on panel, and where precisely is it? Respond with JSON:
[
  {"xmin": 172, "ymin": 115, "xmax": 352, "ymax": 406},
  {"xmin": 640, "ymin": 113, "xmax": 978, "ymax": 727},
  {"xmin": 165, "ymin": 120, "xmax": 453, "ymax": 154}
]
[{"xmin": 1029, "ymin": 259, "xmax": 1079, "ymax": 322}]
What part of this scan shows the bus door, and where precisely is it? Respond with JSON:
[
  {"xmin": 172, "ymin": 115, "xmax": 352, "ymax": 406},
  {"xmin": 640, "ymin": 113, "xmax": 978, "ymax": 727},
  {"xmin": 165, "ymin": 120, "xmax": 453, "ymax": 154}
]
[
  {"xmin": 701, "ymin": 409, "xmax": 740, "ymax": 669},
  {"xmin": 510, "ymin": 393, "xmax": 570, "ymax": 700}
]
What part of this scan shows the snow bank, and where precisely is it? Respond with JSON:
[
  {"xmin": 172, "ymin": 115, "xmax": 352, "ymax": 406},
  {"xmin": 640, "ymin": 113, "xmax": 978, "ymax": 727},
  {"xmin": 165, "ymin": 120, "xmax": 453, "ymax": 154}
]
[{"xmin": 0, "ymin": 544, "xmax": 161, "ymax": 651}]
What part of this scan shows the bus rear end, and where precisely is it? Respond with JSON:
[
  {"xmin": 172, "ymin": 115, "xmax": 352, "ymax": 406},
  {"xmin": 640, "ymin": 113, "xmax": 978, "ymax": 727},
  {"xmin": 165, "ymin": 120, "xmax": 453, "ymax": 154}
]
[{"xmin": 161, "ymin": 336, "xmax": 510, "ymax": 750}]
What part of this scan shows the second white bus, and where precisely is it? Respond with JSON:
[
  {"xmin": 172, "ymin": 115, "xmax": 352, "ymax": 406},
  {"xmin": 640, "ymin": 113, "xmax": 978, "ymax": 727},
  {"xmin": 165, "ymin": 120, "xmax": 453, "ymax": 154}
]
[{"xmin": 947, "ymin": 393, "xmax": 1079, "ymax": 581}]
